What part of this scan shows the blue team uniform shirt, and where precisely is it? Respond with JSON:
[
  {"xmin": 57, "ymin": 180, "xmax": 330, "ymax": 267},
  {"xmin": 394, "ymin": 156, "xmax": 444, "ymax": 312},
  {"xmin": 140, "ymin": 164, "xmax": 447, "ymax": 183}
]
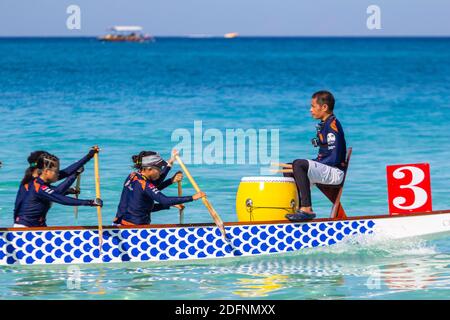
[
  {"xmin": 314, "ymin": 114, "xmax": 347, "ymax": 170},
  {"xmin": 120, "ymin": 172, "xmax": 193, "ymax": 225},
  {"xmin": 15, "ymin": 176, "xmax": 93, "ymax": 227},
  {"xmin": 113, "ymin": 166, "xmax": 174, "ymax": 223}
]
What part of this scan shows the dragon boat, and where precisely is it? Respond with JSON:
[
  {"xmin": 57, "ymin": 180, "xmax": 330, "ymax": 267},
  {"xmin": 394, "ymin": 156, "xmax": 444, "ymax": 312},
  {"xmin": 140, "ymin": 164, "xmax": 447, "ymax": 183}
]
[
  {"xmin": 1, "ymin": 209, "xmax": 450, "ymax": 266},
  {"xmin": 1, "ymin": 150, "xmax": 449, "ymax": 266}
]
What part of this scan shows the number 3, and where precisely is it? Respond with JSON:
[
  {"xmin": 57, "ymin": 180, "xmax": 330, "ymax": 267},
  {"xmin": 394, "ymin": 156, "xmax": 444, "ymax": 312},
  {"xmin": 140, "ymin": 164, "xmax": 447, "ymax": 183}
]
[{"xmin": 392, "ymin": 166, "xmax": 428, "ymax": 210}]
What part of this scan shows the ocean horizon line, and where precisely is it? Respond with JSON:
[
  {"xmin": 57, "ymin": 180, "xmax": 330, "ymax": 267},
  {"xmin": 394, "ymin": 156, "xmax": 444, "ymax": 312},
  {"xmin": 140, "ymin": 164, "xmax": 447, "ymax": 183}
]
[{"xmin": 0, "ymin": 35, "xmax": 450, "ymax": 39}]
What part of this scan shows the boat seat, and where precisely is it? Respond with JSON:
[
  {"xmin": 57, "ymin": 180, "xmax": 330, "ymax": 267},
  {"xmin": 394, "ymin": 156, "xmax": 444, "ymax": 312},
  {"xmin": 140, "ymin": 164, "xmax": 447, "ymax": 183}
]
[{"xmin": 315, "ymin": 147, "xmax": 352, "ymax": 219}]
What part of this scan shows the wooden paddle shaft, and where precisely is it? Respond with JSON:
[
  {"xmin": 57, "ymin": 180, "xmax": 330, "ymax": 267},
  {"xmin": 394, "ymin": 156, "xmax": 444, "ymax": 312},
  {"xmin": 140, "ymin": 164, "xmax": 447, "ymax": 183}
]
[
  {"xmin": 93, "ymin": 153, "xmax": 103, "ymax": 252},
  {"xmin": 74, "ymin": 174, "xmax": 81, "ymax": 220},
  {"xmin": 271, "ymin": 162, "xmax": 292, "ymax": 169},
  {"xmin": 177, "ymin": 181, "xmax": 184, "ymax": 224},
  {"xmin": 177, "ymin": 180, "xmax": 182, "ymax": 196},
  {"xmin": 174, "ymin": 155, "xmax": 226, "ymax": 237},
  {"xmin": 175, "ymin": 156, "xmax": 202, "ymax": 192},
  {"xmin": 271, "ymin": 169, "xmax": 293, "ymax": 173}
]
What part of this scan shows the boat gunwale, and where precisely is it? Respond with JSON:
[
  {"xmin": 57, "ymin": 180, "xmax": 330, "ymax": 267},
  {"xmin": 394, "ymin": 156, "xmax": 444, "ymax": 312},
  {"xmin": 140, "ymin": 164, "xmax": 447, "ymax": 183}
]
[{"xmin": 1, "ymin": 209, "xmax": 449, "ymax": 233}]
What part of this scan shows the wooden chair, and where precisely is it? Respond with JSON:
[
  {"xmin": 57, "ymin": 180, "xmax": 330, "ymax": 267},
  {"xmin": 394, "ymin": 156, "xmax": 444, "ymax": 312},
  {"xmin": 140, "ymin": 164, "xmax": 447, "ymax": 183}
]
[{"xmin": 316, "ymin": 147, "xmax": 352, "ymax": 219}]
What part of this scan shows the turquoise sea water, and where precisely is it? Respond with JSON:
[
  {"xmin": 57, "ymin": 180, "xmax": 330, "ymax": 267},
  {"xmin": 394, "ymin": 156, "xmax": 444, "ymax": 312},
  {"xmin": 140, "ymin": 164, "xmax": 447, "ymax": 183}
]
[{"xmin": 0, "ymin": 37, "xmax": 449, "ymax": 299}]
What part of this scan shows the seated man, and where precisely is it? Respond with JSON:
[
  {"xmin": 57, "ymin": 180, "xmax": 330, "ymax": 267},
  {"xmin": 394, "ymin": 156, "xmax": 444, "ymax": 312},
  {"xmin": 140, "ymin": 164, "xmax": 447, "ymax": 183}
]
[{"xmin": 285, "ymin": 90, "xmax": 347, "ymax": 221}]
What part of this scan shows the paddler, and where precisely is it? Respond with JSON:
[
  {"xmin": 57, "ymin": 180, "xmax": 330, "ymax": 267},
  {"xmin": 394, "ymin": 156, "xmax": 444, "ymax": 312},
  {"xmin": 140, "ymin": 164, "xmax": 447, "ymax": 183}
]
[
  {"xmin": 112, "ymin": 149, "xmax": 184, "ymax": 226},
  {"xmin": 117, "ymin": 151, "xmax": 205, "ymax": 226},
  {"xmin": 14, "ymin": 153, "xmax": 103, "ymax": 228},
  {"xmin": 284, "ymin": 91, "xmax": 347, "ymax": 221},
  {"xmin": 14, "ymin": 147, "xmax": 100, "ymax": 221}
]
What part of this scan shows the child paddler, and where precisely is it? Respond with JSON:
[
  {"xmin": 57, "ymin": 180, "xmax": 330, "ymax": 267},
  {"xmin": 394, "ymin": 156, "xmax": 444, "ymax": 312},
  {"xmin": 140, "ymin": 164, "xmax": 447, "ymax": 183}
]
[
  {"xmin": 14, "ymin": 147, "xmax": 100, "ymax": 221},
  {"xmin": 14, "ymin": 153, "xmax": 103, "ymax": 228},
  {"xmin": 112, "ymin": 149, "xmax": 184, "ymax": 225},
  {"xmin": 116, "ymin": 151, "xmax": 205, "ymax": 226}
]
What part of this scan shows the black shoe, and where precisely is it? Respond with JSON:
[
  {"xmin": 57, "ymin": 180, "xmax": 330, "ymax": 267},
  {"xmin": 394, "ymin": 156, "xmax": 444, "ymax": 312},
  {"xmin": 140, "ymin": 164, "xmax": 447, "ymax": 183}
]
[{"xmin": 285, "ymin": 210, "xmax": 316, "ymax": 221}]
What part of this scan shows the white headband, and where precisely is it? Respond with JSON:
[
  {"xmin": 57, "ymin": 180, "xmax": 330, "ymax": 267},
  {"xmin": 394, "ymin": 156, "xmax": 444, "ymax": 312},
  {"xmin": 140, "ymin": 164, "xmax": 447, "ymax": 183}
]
[{"xmin": 141, "ymin": 154, "xmax": 165, "ymax": 168}]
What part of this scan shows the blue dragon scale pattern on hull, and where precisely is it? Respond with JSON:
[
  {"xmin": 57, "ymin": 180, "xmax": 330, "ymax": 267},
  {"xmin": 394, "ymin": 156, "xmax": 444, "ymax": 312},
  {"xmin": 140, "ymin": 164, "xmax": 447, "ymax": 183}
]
[{"xmin": 0, "ymin": 220, "xmax": 375, "ymax": 265}]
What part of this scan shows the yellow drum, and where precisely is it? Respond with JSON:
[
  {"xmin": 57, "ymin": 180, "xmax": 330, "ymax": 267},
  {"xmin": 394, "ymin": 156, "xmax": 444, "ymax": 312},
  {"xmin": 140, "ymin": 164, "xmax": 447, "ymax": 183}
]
[{"xmin": 236, "ymin": 177, "xmax": 299, "ymax": 222}]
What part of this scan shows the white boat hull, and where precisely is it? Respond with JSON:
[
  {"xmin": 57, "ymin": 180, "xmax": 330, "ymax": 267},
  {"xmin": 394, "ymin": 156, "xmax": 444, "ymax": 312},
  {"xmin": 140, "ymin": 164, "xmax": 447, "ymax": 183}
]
[{"xmin": 1, "ymin": 211, "xmax": 449, "ymax": 266}]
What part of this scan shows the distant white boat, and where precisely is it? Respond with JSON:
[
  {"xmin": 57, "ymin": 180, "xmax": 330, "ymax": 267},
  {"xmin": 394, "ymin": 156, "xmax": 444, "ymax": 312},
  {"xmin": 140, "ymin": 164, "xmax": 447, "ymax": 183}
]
[{"xmin": 224, "ymin": 32, "xmax": 239, "ymax": 39}]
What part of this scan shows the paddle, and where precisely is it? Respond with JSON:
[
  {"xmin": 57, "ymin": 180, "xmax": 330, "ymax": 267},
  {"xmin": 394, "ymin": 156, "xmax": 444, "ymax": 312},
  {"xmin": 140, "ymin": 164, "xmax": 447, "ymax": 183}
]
[
  {"xmin": 74, "ymin": 174, "xmax": 81, "ymax": 221},
  {"xmin": 271, "ymin": 162, "xmax": 292, "ymax": 169},
  {"xmin": 93, "ymin": 152, "xmax": 103, "ymax": 255},
  {"xmin": 271, "ymin": 169, "xmax": 293, "ymax": 174},
  {"xmin": 177, "ymin": 181, "xmax": 184, "ymax": 224},
  {"xmin": 174, "ymin": 155, "xmax": 227, "ymax": 239}
]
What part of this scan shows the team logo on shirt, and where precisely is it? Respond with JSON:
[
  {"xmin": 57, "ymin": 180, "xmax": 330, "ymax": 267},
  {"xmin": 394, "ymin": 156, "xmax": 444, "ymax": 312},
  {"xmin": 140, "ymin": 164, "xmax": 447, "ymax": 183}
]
[
  {"xmin": 41, "ymin": 185, "xmax": 54, "ymax": 194},
  {"xmin": 148, "ymin": 183, "xmax": 160, "ymax": 194},
  {"xmin": 327, "ymin": 133, "xmax": 336, "ymax": 144}
]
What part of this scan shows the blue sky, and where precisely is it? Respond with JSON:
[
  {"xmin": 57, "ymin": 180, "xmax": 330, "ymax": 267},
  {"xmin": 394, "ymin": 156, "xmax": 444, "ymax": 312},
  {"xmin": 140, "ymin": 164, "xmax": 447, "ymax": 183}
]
[{"xmin": 0, "ymin": 0, "xmax": 449, "ymax": 36}]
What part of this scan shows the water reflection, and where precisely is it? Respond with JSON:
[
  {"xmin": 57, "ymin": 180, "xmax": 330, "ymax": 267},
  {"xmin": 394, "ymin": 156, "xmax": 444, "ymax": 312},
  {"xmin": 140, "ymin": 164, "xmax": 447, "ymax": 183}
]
[
  {"xmin": 0, "ymin": 249, "xmax": 449, "ymax": 299},
  {"xmin": 232, "ymin": 275, "xmax": 289, "ymax": 298},
  {"xmin": 381, "ymin": 254, "xmax": 450, "ymax": 291}
]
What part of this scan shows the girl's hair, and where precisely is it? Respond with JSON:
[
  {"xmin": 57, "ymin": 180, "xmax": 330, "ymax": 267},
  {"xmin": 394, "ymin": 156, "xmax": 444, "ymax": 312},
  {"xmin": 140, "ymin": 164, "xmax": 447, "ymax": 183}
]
[
  {"xmin": 131, "ymin": 151, "xmax": 158, "ymax": 170},
  {"xmin": 21, "ymin": 150, "xmax": 50, "ymax": 186},
  {"xmin": 36, "ymin": 153, "xmax": 60, "ymax": 170},
  {"xmin": 27, "ymin": 150, "xmax": 49, "ymax": 168}
]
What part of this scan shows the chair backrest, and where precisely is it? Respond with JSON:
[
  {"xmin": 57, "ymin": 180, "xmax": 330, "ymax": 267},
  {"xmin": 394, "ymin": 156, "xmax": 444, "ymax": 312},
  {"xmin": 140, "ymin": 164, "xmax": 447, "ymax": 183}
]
[
  {"xmin": 340, "ymin": 147, "xmax": 352, "ymax": 183},
  {"xmin": 329, "ymin": 147, "xmax": 352, "ymax": 218}
]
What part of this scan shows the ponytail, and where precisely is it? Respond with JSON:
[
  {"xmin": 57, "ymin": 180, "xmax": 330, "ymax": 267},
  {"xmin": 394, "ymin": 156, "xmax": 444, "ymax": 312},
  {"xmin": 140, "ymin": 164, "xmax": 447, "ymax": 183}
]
[
  {"xmin": 21, "ymin": 167, "xmax": 36, "ymax": 186},
  {"xmin": 132, "ymin": 154, "xmax": 141, "ymax": 169},
  {"xmin": 20, "ymin": 150, "xmax": 50, "ymax": 186}
]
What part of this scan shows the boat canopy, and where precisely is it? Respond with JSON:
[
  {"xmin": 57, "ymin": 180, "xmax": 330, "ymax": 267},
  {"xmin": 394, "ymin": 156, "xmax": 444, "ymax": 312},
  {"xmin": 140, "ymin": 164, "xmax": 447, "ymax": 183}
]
[{"xmin": 110, "ymin": 26, "xmax": 143, "ymax": 32}]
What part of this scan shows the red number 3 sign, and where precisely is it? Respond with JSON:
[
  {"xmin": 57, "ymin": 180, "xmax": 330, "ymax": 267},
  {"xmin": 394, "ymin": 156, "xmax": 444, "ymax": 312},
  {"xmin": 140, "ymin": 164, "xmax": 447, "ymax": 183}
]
[{"xmin": 386, "ymin": 163, "xmax": 432, "ymax": 215}]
